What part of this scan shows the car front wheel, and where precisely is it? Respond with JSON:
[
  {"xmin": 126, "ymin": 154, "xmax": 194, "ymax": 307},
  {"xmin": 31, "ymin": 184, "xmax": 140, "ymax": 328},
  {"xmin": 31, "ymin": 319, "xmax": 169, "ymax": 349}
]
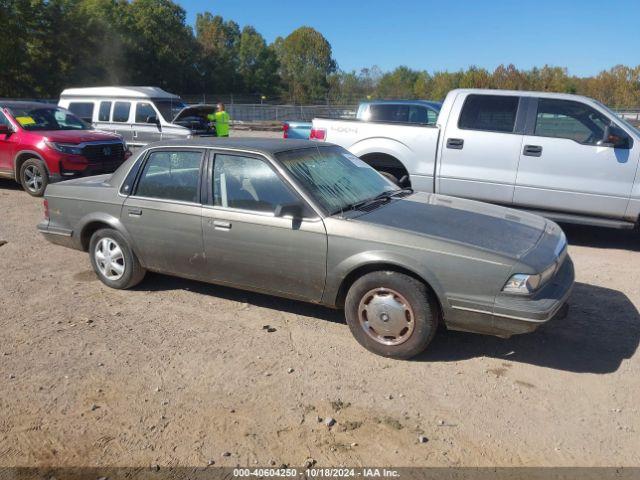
[
  {"xmin": 19, "ymin": 158, "xmax": 49, "ymax": 197},
  {"xmin": 344, "ymin": 271, "xmax": 439, "ymax": 359},
  {"xmin": 89, "ymin": 228, "xmax": 146, "ymax": 289}
]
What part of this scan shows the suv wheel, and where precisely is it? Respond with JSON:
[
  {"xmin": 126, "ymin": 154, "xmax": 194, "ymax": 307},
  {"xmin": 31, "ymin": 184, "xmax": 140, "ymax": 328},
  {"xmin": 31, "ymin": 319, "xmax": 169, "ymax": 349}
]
[
  {"xmin": 19, "ymin": 158, "xmax": 49, "ymax": 197},
  {"xmin": 344, "ymin": 271, "xmax": 439, "ymax": 359},
  {"xmin": 89, "ymin": 228, "xmax": 146, "ymax": 289}
]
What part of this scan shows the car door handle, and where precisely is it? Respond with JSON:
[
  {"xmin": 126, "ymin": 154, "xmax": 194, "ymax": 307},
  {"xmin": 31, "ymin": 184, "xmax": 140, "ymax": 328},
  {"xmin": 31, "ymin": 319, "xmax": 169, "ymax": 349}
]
[
  {"xmin": 446, "ymin": 138, "xmax": 464, "ymax": 149},
  {"xmin": 213, "ymin": 220, "xmax": 231, "ymax": 231},
  {"xmin": 523, "ymin": 145, "xmax": 543, "ymax": 157},
  {"xmin": 128, "ymin": 208, "xmax": 142, "ymax": 216}
]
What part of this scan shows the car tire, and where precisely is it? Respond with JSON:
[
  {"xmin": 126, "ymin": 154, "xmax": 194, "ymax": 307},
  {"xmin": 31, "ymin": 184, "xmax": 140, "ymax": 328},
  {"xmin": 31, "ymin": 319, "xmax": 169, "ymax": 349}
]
[
  {"xmin": 344, "ymin": 271, "xmax": 439, "ymax": 359},
  {"xmin": 89, "ymin": 228, "xmax": 146, "ymax": 289},
  {"xmin": 19, "ymin": 158, "xmax": 49, "ymax": 197}
]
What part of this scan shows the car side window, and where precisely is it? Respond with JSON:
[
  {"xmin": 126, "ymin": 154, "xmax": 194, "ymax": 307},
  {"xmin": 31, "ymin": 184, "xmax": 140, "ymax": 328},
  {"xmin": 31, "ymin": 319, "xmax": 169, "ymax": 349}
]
[
  {"xmin": 135, "ymin": 102, "xmax": 157, "ymax": 123},
  {"xmin": 68, "ymin": 102, "xmax": 94, "ymax": 123},
  {"xmin": 370, "ymin": 104, "xmax": 409, "ymax": 123},
  {"xmin": 408, "ymin": 106, "xmax": 429, "ymax": 124},
  {"xmin": 134, "ymin": 150, "xmax": 203, "ymax": 203},
  {"xmin": 213, "ymin": 154, "xmax": 298, "ymax": 213},
  {"xmin": 458, "ymin": 94, "xmax": 519, "ymax": 133},
  {"xmin": 113, "ymin": 102, "xmax": 131, "ymax": 123},
  {"xmin": 534, "ymin": 98, "xmax": 613, "ymax": 145},
  {"xmin": 98, "ymin": 101, "xmax": 112, "ymax": 122}
]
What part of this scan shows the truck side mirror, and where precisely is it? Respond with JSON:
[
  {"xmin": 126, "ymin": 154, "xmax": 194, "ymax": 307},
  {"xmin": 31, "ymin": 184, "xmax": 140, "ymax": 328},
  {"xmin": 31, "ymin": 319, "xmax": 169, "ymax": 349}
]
[{"xmin": 601, "ymin": 124, "xmax": 630, "ymax": 149}]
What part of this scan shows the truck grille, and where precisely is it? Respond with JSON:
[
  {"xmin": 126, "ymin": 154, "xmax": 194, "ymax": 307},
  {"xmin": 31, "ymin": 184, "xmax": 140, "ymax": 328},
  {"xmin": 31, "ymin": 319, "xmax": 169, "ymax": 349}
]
[{"xmin": 82, "ymin": 143, "xmax": 125, "ymax": 163}]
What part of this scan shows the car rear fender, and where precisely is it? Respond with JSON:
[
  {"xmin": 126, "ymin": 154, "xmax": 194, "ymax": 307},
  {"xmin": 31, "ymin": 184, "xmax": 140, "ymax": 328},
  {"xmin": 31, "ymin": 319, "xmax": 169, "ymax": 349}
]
[{"xmin": 77, "ymin": 212, "xmax": 142, "ymax": 260}]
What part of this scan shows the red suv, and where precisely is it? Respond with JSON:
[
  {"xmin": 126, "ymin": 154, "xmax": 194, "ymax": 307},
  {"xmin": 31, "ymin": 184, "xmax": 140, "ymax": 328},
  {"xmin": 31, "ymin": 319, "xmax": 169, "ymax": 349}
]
[{"xmin": 0, "ymin": 101, "xmax": 129, "ymax": 196}]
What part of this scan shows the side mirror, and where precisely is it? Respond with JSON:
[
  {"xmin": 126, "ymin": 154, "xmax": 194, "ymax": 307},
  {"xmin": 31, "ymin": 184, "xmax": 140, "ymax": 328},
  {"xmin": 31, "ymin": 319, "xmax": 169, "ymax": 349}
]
[
  {"xmin": 0, "ymin": 124, "xmax": 13, "ymax": 134},
  {"xmin": 274, "ymin": 202, "xmax": 303, "ymax": 218},
  {"xmin": 398, "ymin": 175, "xmax": 411, "ymax": 188},
  {"xmin": 601, "ymin": 124, "xmax": 630, "ymax": 149},
  {"xmin": 146, "ymin": 115, "xmax": 160, "ymax": 125}
]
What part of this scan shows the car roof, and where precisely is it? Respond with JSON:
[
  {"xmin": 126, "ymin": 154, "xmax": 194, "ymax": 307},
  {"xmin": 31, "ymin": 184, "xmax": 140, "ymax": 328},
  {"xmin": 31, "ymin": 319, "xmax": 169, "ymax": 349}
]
[
  {"xmin": 59, "ymin": 86, "xmax": 181, "ymax": 100},
  {"xmin": 145, "ymin": 137, "xmax": 324, "ymax": 155},
  {"xmin": 0, "ymin": 100, "xmax": 57, "ymax": 110}
]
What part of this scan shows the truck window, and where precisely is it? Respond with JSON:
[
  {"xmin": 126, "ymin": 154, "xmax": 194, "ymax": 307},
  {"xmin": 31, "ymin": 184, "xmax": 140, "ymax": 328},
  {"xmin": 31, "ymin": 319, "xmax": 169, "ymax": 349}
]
[
  {"xmin": 98, "ymin": 101, "xmax": 112, "ymax": 122},
  {"xmin": 534, "ymin": 99, "xmax": 611, "ymax": 145},
  {"xmin": 113, "ymin": 102, "xmax": 131, "ymax": 123},
  {"xmin": 458, "ymin": 95, "xmax": 519, "ymax": 133},
  {"xmin": 67, "ymin": 102, "xmax": 94, "ymax": 123},
  {"xmin": 135, "ymin": 102, "xmax": 157, "ymax": 123}
]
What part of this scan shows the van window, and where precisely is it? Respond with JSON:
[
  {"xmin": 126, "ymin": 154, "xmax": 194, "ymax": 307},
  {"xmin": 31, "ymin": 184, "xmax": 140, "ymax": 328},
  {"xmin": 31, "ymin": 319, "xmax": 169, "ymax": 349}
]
[
  {"xmin": 67, "ymin": 102, "xmax": 94, "ymax": 123},
  {"xmin": 113, "ymin": 102, "xmax": 131, "ymax": 123},
  {"xmin": 458, "ymin": 95, "xmax": 519, "ymax": 133},
  {"xmin": 135, "ymin": 102, "xmax": 157, "ymax": 123},
  {"xmin": 98, "ymin": 101, "xmax": 112, "ymax": 122},
  {"xmin": 534, "ymin": 99, "xmax": 611, "ymax": 145}
]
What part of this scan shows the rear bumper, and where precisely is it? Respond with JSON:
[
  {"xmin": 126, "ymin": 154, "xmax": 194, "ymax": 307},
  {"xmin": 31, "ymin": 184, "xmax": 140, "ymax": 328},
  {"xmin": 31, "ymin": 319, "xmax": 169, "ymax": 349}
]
[
  {"xmin": 37, "ymin": 220, "xmax": 77, "ymax": 249},
  {"xmin": 446, "ymin": 257, "xmax": 575, "ymax": 337}
]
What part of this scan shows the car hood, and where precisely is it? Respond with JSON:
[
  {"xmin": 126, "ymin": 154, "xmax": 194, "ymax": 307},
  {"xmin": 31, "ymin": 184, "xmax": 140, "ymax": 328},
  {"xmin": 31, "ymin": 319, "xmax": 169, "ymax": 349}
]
[
  {"xmin": 41, "ymin": 130, "xmax": 122, "ymax": 143},
  {"xmin": 351, "ymin": 192, "xmax": 547, "ymax": 259},
  {"xmin": 172, "ymin": 104, "xmax": 217, "ymax": 122}
]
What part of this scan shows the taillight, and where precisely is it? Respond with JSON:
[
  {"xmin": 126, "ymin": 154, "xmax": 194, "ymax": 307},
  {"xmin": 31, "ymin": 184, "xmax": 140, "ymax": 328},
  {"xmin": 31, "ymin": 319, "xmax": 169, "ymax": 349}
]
[
  {"xmin": 43, "ymin": 199, "xmax": 49, "ymax": 220},
  {"xmin": 310, "ymin": 128, "xmax": 326, "ymax": 141},
  {"xmin": 282, "ymin": 123, "xmax": 289, "ymax": 139}
]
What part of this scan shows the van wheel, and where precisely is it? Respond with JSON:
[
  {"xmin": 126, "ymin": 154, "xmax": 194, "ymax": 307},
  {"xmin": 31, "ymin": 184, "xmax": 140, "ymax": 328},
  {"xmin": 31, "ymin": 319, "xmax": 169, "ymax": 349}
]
[
  {"xmin": 344, "ymin": 271, "xmax": 439, "ymax": 359},
  {"xmin": 89, "ymin": 228, "xmax": 146, "ymax": 289},
  {"xmin": 19, "ymin": 158, "xmax": 48, "ymax": 196}
]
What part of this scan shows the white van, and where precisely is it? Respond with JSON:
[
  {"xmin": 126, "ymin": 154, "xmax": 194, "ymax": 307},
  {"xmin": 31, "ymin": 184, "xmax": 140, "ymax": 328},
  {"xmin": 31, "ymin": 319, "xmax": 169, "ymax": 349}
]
[{"xmin": 58, "ymin": 86, "xmax": 217, "ymax": 147}]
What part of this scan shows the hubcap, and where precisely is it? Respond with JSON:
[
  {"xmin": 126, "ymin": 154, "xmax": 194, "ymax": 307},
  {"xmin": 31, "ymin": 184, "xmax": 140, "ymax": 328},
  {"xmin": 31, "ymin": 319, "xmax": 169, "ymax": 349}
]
[
  {"xmin": 94, "ymin": 237, "xmax": 126, "ymax": 281},
  {"xmin": 357, "ymin": 287, "xmax": 415, "ymax": 346},
  {"xmin": 24, "ymin": 165, "xmax": 43, "ymax": 192}
]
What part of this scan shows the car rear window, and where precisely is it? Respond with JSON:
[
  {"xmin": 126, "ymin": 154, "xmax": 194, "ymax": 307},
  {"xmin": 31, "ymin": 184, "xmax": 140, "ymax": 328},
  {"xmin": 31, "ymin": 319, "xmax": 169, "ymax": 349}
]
[{"xmin": 458, "ymin": 94, "xmax": 519, "ymax": 133}]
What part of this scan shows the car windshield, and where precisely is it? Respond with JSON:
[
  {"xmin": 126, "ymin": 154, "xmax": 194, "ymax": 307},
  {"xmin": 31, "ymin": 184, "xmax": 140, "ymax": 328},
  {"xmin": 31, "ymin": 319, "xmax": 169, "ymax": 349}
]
[
  {"xmin": 276, "ymin": 145, "xmax": 397, "ymax": 215},
  {"xmin": 9, "ymin": 106, "xmax": 88, "ymax": 131},
  {"xmin": 154, "ymin": 99, "xmax": 188, "ymax": 122}
]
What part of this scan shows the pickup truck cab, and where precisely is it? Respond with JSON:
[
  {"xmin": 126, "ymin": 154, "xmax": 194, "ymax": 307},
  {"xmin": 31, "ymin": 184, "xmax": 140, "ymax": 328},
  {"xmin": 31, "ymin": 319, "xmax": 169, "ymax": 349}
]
[
  {"xmin": 312, "ymin": 89, "xmax": 640, "ymax": 229},
  {"xmin": 0, "ymin": 101, "xmax": 128, "ymax": 196}
]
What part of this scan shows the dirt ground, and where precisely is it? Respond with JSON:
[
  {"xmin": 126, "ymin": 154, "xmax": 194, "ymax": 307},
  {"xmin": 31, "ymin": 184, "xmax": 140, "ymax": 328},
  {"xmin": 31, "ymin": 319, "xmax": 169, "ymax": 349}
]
[{"xmin": 1, "ymin": 133, "xmax": 639, "ymax": 468}]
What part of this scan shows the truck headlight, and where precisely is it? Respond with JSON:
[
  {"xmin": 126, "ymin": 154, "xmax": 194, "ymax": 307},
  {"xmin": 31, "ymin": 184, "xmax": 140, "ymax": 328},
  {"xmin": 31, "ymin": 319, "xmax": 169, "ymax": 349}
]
[
  {"xmin": 502, "ymin": 273, "xmax": 541, "ymax": 295},
  {"xmin": 45, "ymin": 141, "xmax": 83, "ymax": 155}
]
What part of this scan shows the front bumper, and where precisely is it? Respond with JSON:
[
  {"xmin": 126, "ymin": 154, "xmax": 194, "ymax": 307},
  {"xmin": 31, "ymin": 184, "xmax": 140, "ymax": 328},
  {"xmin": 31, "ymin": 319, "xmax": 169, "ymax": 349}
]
[{"xmin": 446, "ymin": 256, "xmax": 575, "ymax": 337}]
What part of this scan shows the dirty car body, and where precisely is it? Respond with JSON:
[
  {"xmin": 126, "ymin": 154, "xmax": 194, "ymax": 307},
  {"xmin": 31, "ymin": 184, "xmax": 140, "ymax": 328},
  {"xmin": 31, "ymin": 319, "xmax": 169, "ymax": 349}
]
[{"xmin": 38, "ymin": 138, "xmax": 574, "ymax": 358}]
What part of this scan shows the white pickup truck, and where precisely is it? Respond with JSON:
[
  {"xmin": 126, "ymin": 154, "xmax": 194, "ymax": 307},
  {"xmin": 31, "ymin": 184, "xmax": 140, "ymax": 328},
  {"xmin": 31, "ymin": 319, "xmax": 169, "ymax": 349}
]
[{"xmin": 311, "ymin": 88, "xmax": 640, "ymax": 229}]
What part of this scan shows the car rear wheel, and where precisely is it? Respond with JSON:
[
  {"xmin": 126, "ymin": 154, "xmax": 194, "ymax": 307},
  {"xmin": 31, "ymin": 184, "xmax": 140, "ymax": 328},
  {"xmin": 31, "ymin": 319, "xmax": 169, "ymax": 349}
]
[
  {"xmin": 344, "ymin": 271, "xmax": 439, "ymax": 359},
  {"xmin": 89, "ymin": 228, "xmax": 146, "ymax": 289},
  {"xmin": 19, "ymin": 158, "xmax": 49, "ymax": 197}
]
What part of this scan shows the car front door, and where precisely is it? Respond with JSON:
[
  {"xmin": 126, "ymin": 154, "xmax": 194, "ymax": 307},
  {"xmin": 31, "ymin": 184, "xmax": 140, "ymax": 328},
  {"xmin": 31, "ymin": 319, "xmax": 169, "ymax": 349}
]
[
  {"xmin": 201, "ymin": 151, "xmax": 327, "ymax": 301},
  {"xmin": 121, "ymin": 148, "xmax": 206, "ymax": 277},
  {"xmin": 0, "ymin": 111, "xmax": 16, "ymax": 175},
  {"xmin": 437, "ymin": 93, "xmax": 525, "ymax": 205},
  {"xmin": 514, "ymin": 98, "xmax": 638, "ymax": 218}
]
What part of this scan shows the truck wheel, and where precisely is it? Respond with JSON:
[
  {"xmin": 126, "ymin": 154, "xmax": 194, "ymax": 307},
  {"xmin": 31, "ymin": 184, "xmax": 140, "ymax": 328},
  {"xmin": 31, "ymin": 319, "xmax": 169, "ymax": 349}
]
[
  {"xmin": 344, "ymin": 271, "xmax": 439, "ymax": 359},
  {"xmin": 19, "ymin": 158, "xmax": 49, "ymax": 197},
  {"xmin": 89, "ymin": 228, "xmax": 146, "ymax": 289}
]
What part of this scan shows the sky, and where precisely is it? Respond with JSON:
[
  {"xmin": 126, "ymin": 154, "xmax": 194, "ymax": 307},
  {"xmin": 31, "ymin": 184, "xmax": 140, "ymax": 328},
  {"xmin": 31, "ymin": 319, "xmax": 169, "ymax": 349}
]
[{"xmin": 177, "ymin": 0, "xmax": 639, "ymax": 77}]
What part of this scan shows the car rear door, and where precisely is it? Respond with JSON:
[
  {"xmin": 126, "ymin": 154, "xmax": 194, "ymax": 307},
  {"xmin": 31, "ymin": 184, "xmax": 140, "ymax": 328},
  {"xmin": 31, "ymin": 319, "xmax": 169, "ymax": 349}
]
[
  {"xmin": 200, "ymin": 150, "xmax": 327, "ymax": 301},
  {"xmin": 513, "ymin": 97, "xmax": 638, "ymax": 218},
  {"xmin": 121, "ymin": 148, "xmax": 206, "ymax": 276},
  {"xmin": 437, "ymin": 93, "xmax": 525, "ymax": 205}
]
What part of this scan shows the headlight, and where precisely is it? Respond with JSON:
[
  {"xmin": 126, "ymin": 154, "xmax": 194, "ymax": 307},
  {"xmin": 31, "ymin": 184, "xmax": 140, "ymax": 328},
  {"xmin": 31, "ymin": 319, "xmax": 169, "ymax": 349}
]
[
  {"xmin": 45, "ymin": 141, "xmax": 83, "ymax": 155},
  {"xmin": 502, "ymin": 273, "xmax": 541, "ymax": 295}
]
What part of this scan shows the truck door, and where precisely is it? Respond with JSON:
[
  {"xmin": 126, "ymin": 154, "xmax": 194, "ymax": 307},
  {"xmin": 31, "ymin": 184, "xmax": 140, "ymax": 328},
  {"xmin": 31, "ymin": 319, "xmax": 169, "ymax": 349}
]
[
  {"xmin": 437, "ymin": 93, "xmax": 525, "ymax": 205},
  {"xmin": 513, "ymin": 97, "xmax": 638, "ymax": 219}
]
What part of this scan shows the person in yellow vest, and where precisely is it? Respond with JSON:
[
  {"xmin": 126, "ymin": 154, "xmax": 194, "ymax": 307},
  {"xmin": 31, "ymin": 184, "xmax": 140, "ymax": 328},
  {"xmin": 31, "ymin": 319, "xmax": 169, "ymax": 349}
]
[{"xmin": 208, "ymin": 103, "xmax": 230, "ymax": 137}]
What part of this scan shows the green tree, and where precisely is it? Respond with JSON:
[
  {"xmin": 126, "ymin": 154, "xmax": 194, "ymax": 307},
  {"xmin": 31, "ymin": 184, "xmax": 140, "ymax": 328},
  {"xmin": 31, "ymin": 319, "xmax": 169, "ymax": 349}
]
[
  {"xmin": 275, "ymin": 26, "xmax": 336, "ymax": 103},
  {"xmin": 196, "ymin": 12, "xmax": 241, "ymax": 93},
  {"xmin": 375, "ymin": 66, "xmax": 420, "ymax": 99},
  {"xmin": 238, "ymin": 26, "xmax": 279, "ymax": 94}
]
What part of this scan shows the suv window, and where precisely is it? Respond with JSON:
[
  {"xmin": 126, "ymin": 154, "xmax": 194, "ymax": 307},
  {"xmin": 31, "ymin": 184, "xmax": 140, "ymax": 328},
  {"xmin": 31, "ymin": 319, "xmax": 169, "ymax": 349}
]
[
  {"xmin": 213, "ymin": 154, "xmax": 298, "ymax": 213},
  {"xmin": 113, "ymin": 102, "xmax": 131, "ymax": 123},
  {"xmin": 68, "ymin": 102, "xmax": 94, "ymax": 122},
  {"xmin": 0, "ymin": 111, "xmax": 10, "ymax": 127},
  {"xmin": 535, "ymin": 98, "xmax": 611, "ymax": 145},
  {"xmin": 369, "ymin": 104, "xmax": 408, "ymax": 123},
  {"xmin": 135, "ymin": 102, "xmax": 157, "ymax": 123},
  {"xmin": 459, "ymin": 95, "xmax": 519, "ymax": 133},
  {"xmin": 135, "ymin": 150, "xmax": 203, "ymax": 203},
  {"xmin": 98, "ymin": 101, "xmax": 112, "ymax": 122}
]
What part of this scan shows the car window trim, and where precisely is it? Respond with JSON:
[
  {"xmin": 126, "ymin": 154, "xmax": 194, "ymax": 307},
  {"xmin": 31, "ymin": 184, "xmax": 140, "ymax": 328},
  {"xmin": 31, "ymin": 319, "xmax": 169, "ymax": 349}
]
[{"xmin": 128, "ymin": 147, "xmax": 207, "ymax": 203}]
